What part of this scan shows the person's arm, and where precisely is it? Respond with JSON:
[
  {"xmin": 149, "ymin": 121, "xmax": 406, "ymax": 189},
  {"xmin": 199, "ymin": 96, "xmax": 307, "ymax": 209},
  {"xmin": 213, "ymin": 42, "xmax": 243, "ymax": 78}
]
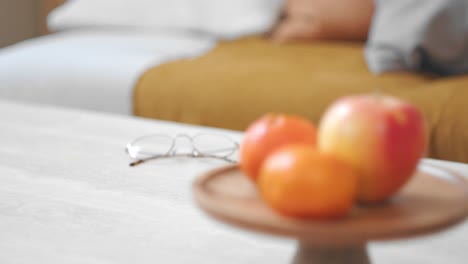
[{"xmin": 271, "ymin": 0, "xmax": 374, "ymax": 42}]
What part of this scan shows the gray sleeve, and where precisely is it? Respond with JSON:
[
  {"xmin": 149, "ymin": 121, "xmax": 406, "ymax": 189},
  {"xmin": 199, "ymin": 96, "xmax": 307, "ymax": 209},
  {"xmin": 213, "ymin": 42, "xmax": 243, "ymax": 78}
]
[{"xmin": 364, "ymin": 0, "xmax": 468, "ymax": 76}]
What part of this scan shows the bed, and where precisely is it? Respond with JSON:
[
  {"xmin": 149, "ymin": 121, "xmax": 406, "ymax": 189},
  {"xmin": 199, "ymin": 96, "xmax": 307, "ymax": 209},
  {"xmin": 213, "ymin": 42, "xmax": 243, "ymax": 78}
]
[
  {"xmin": 0, "ymin": 29, "xmax": 215, "ymax": 115},
  {"xmin": 0, "ymin": 0, "xmax": 282, "ymax": 115}
]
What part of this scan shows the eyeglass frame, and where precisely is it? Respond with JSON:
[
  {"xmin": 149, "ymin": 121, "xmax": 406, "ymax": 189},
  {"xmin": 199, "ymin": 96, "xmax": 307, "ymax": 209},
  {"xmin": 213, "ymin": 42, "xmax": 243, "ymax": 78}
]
[{"xmin": 125, "ymin": 133, "xmax": 239, "ymax": 166}]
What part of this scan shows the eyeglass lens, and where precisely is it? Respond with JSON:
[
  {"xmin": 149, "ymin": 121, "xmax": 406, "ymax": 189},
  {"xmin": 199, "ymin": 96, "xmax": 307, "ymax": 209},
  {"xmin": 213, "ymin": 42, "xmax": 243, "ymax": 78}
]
[
  {"xmin": 127, "ymin": 134, "xmax": 174, "ymax": 159},
  {"xmin": 192, "ymin": 134, "xmax": 237, "ymax": 157}
]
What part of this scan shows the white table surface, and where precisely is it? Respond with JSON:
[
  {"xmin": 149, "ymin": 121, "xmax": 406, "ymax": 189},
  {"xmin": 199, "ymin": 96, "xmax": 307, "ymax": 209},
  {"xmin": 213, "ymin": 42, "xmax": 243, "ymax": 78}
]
[{"xmin": 1, "ymin": 100, "xmax": 468, "ymax": 264}]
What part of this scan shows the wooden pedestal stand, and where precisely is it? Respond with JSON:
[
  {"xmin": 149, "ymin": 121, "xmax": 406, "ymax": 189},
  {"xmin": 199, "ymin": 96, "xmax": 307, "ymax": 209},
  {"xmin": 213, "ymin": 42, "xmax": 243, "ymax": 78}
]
[{"xmin": 193, "ymin": 165, "xmax": 468, "ymax": 264}]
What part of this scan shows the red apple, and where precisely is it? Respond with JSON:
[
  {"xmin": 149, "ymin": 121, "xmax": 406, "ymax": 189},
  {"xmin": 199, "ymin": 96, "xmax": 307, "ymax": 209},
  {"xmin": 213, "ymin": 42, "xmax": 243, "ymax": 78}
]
[{"xmin": 318, "ymin": 94, "xmax": 427, "ymax": 203}]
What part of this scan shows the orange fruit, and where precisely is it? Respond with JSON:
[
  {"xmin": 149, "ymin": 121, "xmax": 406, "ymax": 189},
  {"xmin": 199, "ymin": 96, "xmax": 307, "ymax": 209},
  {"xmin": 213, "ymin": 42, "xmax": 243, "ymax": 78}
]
[{"xmin": 258, "ymin": 144, "xmax": 359, "ymax": 218}]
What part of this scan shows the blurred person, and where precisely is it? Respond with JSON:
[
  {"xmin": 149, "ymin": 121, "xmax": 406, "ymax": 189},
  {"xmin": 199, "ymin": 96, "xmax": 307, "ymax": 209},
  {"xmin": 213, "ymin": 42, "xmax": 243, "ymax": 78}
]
[{"xmin": 271, "ymin": 0, "xmax": 468, "ymax": 76}]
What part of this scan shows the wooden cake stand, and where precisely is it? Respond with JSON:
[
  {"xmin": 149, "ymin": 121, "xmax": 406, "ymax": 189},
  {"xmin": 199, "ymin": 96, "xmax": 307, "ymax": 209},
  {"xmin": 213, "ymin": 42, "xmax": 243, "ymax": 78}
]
[{"xmin": 193, "ymin": 164, "xmax": 468, "ymax": 264}]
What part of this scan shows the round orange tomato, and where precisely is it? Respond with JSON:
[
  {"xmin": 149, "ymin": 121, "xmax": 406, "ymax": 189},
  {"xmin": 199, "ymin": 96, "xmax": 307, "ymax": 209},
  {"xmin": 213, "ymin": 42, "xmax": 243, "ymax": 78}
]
[
  {"xmin": 240, "ymin": 113, "xmax": 317, "ymax": 182},
  {"xmin": 258, "ymin": 144, "xmax": 358, "ymax": 218}
]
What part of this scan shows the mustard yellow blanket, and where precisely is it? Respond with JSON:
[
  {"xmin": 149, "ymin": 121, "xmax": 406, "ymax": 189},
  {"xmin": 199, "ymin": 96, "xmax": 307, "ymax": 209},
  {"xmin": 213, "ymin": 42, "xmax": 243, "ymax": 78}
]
[{"xmin": 133, "ymin": 37, "xmax": 468, "ymax": 163}]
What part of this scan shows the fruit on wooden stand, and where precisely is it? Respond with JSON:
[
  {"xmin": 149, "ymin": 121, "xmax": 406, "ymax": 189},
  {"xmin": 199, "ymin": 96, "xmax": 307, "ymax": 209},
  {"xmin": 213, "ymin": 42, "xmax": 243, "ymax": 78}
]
[
  {"xmin": 240, "ymin": 113, "xmax": 317, "ymax": 182},
  {"xmin": 258, "ymin": 145, "xmax": 359, "ymax": 218},
  {"xmin": 239, "ymin": 94, "xmax": 426, "ymax": 219},
  {"xmin": 318, "ymin": 94, "xmax": 427, "ymax": 203}
]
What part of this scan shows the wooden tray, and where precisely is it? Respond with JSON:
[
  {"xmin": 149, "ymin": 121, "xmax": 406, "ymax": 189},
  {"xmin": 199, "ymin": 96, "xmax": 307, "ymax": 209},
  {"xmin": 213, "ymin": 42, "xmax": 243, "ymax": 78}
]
[{"xmin": 193, "ymin": 164, "xmax": 468, "ymax": 264}]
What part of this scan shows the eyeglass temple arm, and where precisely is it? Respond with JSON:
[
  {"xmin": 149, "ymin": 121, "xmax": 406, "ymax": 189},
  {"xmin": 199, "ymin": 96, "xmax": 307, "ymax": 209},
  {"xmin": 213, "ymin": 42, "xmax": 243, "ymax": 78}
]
[
  {"xmin": 129, "ymin": 153, "xmax": 237, "ymax": 167},
  {"xmin": 129, "ymin": 160, "xmax": 145, "ymax": 167},
  {"xmin": 129, "ymin": 154, "xmax": 167, "ymax": 167}
]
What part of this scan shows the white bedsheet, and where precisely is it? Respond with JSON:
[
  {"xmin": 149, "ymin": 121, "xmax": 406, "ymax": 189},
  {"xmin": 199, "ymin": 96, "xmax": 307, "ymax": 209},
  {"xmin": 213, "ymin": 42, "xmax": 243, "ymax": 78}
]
[{"xmin": 0, "ymin": 30, "xmax": 216, "ymax": 115}]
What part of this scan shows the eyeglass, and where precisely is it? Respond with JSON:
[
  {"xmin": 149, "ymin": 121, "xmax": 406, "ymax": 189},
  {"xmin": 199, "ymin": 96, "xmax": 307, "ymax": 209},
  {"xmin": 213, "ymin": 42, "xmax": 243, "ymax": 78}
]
[{"xmin": 126, "ymin": 133, "xmax": 239, "ymax": 166}]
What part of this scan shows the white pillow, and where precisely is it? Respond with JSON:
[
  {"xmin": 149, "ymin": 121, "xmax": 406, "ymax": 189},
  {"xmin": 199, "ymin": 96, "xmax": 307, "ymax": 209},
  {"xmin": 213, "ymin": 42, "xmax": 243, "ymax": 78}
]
[{"xmin": 48, "ymin": 0, "xmax": 284, "ymax": 39}]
